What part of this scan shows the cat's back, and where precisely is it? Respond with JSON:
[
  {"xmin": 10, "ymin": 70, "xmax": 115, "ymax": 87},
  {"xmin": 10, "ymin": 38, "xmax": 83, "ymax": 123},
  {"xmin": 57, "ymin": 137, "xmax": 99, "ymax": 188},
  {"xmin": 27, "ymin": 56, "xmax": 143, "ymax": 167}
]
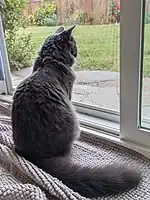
[
  {"xmin": 13, "ymin": 68, "xmax": 67, "ymax": 108},
  {"xmin": 12, "ymin": 67, "xmax": 76, "ymax": 158}
]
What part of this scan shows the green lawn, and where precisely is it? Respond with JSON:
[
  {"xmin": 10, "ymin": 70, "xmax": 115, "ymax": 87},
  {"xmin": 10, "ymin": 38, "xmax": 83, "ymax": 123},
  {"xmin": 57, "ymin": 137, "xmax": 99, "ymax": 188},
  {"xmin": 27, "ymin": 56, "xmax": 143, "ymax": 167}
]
[{"xmin": 24, "ymin": 24, "xmax": 150, "ymax": 76}]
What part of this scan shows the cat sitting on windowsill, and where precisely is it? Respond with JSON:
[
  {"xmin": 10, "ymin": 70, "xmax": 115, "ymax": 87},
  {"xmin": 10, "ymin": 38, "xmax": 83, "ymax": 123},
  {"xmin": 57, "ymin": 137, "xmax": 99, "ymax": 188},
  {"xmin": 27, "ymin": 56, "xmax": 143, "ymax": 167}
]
[{"xmin": 11, "ymin": 25, "xmax": 140, "ymax": 198}]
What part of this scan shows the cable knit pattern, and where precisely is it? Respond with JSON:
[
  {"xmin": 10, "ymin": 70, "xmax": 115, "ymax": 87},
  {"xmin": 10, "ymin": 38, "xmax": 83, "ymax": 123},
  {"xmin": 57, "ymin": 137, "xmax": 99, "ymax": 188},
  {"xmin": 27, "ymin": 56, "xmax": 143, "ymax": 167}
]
[{"xmin": 0, "ymin": 101, "xmax": 150, "ymax": 200}]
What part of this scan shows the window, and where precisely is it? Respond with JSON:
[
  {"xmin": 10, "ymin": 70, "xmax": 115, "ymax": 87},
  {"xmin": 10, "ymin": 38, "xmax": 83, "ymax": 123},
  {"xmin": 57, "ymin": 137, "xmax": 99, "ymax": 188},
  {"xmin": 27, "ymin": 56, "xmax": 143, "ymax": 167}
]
[{"xmin": 1, "ymin": 0, "xmax": 150, "ymax": 154}]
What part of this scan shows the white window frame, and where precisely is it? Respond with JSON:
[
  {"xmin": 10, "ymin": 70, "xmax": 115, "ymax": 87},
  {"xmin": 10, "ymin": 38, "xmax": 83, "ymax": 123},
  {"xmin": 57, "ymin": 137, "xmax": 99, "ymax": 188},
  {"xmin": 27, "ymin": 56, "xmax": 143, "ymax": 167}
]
[{"xmin": 120, "ymin": 0, "xmax": 150, "ymax": 148}]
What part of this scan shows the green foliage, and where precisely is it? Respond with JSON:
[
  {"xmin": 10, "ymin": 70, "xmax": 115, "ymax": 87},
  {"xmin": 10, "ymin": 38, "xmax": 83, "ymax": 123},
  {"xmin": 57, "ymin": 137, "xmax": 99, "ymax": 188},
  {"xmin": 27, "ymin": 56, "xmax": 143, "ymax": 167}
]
[
  {"xmin": 44, "ymin": 13, "xmax": 57, "ymax": 26},
  {"xmin": 27, "ymin": 14, "xmax": 36, "ymax": 26},
  {"xmin": 34, "ymin": 2, "xmax": 57, "ymax": 26},
  {"xmin": 3, "ymin": 0, "xmax": 27, "ymax": 31},
  {"xmin": 6, "ymin": 31, "xmax": 34, "ymax": 70},
  {"xmin": 2, "ymin": 0, "xmax": 34, "ymax": 71},
  {"xmin": 145, "ymin": 12, "xmax": 150, "ymax": 24},
  {"xmin": 0, "ymin": 0, "xmax": 3, "ymax": 14}
]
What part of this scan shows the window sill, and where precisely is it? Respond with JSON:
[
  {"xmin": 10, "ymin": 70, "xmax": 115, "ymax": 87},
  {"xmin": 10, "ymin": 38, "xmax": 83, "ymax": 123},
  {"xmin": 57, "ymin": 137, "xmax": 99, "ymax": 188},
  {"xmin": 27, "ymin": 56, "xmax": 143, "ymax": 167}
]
[
  {"xmin": 77, "ymin": 112, "xmax": 150, "ymax": 159},
  {"xmin": 81, "ymin": 125, "xmax": 150, "ymax": 160}
]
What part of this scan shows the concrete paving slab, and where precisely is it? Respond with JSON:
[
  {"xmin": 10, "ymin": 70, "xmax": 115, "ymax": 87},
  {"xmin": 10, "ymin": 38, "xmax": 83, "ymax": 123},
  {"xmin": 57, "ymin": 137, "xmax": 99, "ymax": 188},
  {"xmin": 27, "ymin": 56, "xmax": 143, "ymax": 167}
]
[
  {"xmin": 73, "ymin": 85, "xmax": 119, "ymax": 111},
  {"xmin": 11, "ymin": 68, "xmax": 120, "ymax": 111},
  {"xmin": 12, "ymin": 67, "xmax": 32, "ymax": 78}
]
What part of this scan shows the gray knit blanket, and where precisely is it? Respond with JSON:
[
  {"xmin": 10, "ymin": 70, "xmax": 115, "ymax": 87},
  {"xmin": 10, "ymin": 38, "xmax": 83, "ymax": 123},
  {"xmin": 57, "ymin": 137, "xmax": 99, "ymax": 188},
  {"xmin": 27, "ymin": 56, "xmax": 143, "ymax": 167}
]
[{"xmin": 0, "ymin": 100, "xmax": 150, "ymax": 200}]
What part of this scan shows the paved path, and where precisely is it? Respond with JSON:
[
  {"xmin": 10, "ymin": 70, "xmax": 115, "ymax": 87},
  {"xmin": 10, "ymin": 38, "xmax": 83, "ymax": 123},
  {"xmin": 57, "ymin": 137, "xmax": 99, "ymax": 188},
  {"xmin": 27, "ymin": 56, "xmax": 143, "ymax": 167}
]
[{"xmin": 12, "ymin": 67, "xmax": 120, "ymax": 111}]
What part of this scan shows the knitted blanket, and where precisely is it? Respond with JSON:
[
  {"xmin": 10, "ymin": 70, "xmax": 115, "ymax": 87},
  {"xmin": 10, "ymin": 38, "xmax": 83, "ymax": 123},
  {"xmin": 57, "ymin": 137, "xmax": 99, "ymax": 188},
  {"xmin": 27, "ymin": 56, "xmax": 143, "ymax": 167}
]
[{"xmin": 0, "ymin": 100, "xmax": 150, "ymax": 200}]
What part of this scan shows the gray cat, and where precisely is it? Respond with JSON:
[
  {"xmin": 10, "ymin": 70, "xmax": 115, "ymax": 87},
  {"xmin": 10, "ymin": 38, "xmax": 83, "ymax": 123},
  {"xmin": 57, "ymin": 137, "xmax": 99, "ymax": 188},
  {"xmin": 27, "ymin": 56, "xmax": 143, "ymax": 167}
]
[{"xmin": 12, "ymin": 26, "xmax": 140, "ymax": 198}]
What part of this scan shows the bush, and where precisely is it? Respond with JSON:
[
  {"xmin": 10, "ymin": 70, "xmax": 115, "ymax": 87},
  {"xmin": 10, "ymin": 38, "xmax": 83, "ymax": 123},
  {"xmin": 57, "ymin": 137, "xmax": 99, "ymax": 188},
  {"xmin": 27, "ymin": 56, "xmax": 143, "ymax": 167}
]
[
  {"xmin": 44, "ymin": 13, "xmax": 57, "ymax": 26},
  {"xmin": 145, "ymin": 12, "xmax": 150, "ymax": 24},
  {"xmin": 3, "ymin": 0, "xmax": 27, "ymax": 31},
  {"xmin": 2, "ymin": 0, "xmax": 34, "ymax": 71},
  {"xmin": 28, "ymin": 14, "xmax": 36, "ymax": 26},
  {"xmin": 0, "ymin": 1, "xmax": 3, "ymax": 14},
  {"xmin": 6, "ymin": 31, "xmax": 34, "ymax": 70},
  {"xmin": 34, "ymin": 2, "xmax": 57, "ymax": 26}
]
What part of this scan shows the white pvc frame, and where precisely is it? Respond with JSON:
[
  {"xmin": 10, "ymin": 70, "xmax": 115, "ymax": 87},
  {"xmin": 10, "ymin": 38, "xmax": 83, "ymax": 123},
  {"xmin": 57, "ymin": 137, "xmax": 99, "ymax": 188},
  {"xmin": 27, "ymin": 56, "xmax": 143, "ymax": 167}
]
[{"xmin": 120, "ymin": 0, "xmax": 150, "ymax": 147}]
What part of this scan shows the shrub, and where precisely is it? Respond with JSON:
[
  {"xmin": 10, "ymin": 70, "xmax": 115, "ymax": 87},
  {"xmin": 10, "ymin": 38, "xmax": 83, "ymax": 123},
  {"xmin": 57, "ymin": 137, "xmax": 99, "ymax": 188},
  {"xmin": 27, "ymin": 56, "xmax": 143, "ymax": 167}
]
[
  {"xmin": 0, "ymin": 0, "xmax": 3, "ymax": 14},
  {"xmin": 28, "ymin": 14, "xmax": 36, "ymax": 26},
  {"xmin": 145, "ymin": 12, "xmax": 150, "ymax": 24},
  {"xmin": 2, "ymin": 0, "xmax": 34, "ymax": 71},
  {"xmin": 44, "ymin": 13, "xmax": 57, "ymax": 26},
  {"xmin": 3, "ymin": 0, "xmax": 27, "ymax": 31},
  {"xmin": 6, "ymin": 31, "xmax": 34, "ymax": 70},
  {"xmin": 34, "ymin": 2, "xmax": 57, "ymax": 26}
]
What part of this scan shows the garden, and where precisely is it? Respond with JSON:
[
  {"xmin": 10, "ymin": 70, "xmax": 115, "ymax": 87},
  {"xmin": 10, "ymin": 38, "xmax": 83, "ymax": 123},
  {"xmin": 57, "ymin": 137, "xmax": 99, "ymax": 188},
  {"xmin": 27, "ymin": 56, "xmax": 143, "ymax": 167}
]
[{"xmin": 1, "ymin": 0, "xmax": 150, "ymax": 76}]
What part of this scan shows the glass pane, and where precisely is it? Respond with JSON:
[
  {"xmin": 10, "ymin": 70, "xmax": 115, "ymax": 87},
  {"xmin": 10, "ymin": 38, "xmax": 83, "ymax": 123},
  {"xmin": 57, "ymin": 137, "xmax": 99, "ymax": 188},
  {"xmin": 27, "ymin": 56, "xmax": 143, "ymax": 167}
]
[
  {"xmin": 140, "ymin": 0, "xmax": 150, "ymax": 128},
  {"xmin": 10, "ymin": 0, "xmax": 120, "ymax": 112}
]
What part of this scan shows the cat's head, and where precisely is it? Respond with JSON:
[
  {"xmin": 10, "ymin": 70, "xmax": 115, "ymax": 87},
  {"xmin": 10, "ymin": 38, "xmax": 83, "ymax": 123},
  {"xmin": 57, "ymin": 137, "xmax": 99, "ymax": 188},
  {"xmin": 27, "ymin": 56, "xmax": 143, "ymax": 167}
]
[
  {"xmin": 34, "ymin": 26, "xmax": 77, "ymax": 70},
  {"xmin": 53, "ymin": 25, "xmax": 77, "ymax": 58}
]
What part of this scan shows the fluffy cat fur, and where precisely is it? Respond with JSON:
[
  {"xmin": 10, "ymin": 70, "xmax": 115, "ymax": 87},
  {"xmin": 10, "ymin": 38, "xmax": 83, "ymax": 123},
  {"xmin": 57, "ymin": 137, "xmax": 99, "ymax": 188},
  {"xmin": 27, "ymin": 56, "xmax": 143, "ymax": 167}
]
[{"xmin": 12, "ymin": 26, "xmax": 141, "ymax": 198}]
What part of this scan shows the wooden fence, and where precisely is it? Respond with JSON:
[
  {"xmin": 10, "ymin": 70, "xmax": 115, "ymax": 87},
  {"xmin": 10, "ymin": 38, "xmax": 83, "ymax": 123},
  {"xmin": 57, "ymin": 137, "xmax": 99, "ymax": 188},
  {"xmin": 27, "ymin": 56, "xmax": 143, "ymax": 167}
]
[
  {"xmin": 24, "ymin": 0, "xmax": 150, "ymax": 24},
  {"xmin": 24, "ymin": 0, "xmax": 120, "ymax": 24},
  {"xmin": 56, "ymin": 0, "xmax": 120, "ymax": 24}
]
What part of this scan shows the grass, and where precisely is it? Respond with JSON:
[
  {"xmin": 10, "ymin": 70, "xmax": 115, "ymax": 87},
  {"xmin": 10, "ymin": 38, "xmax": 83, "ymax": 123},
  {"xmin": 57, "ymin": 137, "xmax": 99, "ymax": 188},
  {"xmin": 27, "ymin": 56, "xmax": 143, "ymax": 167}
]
[
  {"xmin": 25, "ymin": 25, "xmax": 120, "ymax": 71},
  {"xmin": 24, "ymin": 24, "xmax": 150, "ymax": 76}
]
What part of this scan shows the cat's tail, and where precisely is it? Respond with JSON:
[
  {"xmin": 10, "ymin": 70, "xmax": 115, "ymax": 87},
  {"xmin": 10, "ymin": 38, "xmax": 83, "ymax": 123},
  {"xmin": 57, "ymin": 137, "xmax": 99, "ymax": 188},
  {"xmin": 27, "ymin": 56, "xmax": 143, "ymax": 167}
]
[{"xmin": 35, "ymin": 157, "xmax": 141, "ymax": 198}]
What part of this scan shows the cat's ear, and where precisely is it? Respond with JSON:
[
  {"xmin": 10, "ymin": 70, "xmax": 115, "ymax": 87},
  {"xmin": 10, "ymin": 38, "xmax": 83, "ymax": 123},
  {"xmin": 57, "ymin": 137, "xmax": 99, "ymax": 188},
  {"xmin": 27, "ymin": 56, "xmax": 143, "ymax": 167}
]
[
  {"xmin": 59, "ymin": 25, "xmax": 76, "ymax": 39},
  {"xmin": 55, "ymin": 27, "xmax": 64, "ymax": 34},
  {"xmin": 65, "ymin": 25, "xmax": 76, "ymax": 35}
]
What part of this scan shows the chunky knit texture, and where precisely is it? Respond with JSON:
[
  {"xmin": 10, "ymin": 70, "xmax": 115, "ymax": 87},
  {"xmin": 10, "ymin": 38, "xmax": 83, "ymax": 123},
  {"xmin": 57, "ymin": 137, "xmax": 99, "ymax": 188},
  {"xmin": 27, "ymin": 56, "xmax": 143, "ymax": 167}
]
[{"xmin": 0, "ymin": 101, "xmax": 149, "ymax": 200}]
